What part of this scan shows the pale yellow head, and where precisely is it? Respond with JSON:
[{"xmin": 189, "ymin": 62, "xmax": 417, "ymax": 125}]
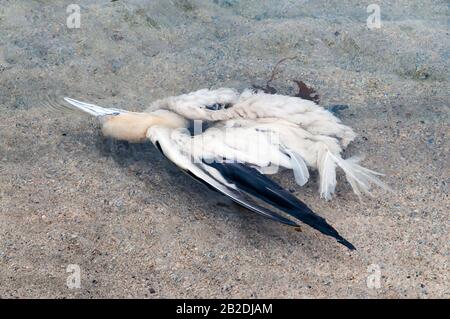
[{"xmin": 101, "ymin": 110, "xmax": 187, "ymax": 143}]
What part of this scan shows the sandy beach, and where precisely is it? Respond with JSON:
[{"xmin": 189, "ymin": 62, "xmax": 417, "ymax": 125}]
[{"xmin": 0, "ymin": 0, "xmax": 448, "ymax": 298}]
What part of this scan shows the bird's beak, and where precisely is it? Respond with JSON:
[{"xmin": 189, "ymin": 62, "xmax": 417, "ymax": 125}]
[
  {"xmin": 64, "ymin": 98, "xmax": 192, "ymax": 144},
  {"xmin": 63, "ymin": 97, "xmax": 160, "ymax": 143}
]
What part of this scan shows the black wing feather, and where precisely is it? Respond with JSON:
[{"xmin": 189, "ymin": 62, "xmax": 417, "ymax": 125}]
[
  {"xmin": 207, "ymin": 162, "xmax": 356, "ymax": 250},
  {"xmin": 184, "ymin": 169, "xmax": 299, "ymax": 227},
  {"xmin": 153, "ymin": 139, "xmax": 355, "ymax": 250}
]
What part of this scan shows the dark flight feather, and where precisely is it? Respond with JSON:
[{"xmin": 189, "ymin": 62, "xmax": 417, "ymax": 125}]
[
  {"xmin": 206, "ymin": 162, "xmax": 356, "ymax": 250},
  {"xmin": 153, "ymin": 140, "xmax": 354, "ymax": 250},
  {"xmin": 185, "ymin": 168, "xmax": 299, "ymax": 226}
]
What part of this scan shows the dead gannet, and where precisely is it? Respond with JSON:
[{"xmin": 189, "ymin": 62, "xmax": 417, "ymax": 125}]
[{"xmin": 64, "ymin": 88, "xmax": 387, "ymax": 250}]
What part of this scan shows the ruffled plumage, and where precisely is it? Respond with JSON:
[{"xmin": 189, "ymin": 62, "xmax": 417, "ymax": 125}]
[{"xmin": 150, "ymin": 88, "xmax": 386, "ymax": 200}]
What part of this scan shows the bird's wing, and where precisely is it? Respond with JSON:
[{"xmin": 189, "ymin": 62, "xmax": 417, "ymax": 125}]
[
  {"xmin": 64, "ymin": 97, "xmax": 128, "ymax": 117},
  {"xmin": 171, "ymin": 119, "xmax": 320, "ymax": 188},
  {"xmin": 206, "ymin": 161, "xmax": 355, "ymax": 250},
  {"xmin": 149, "ymin": 125, "xmax": 355, "ymax": 250},
  {"xmin": 177, "ymin": 114, "xmax": 387, "ymax": 201},
  {"xmin": 171, "ymin": 123, "xmax": 293, "ymax": 171},
  {"xmin": 147, "ymin": 126, "xmax": 299, "ymax": 227}
]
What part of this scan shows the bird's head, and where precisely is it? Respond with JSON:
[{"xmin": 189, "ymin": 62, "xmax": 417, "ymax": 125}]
[
  {"xmin": 101, "ymin": 110, "xmax": 187, "ymax": 143},
  {"xmin": 63, "ymin": 97, "xmax": 188, "ymax": 143}
]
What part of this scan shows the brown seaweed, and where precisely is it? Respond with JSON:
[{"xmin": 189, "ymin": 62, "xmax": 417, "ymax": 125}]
[
  {"xmin": 293, "ymin": 80, "xmax": 320, "ymax": 103},
  {"xmin": 252, "ymin": 57, "xmax": 320, "ymax": 104}
]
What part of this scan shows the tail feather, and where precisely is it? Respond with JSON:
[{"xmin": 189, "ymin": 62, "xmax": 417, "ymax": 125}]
[
  {"xmin": 328, "ymin": 152, "xmax": 390, "ymax": 197},
  {"xmin": 316, "ymin": 144, "xmax": 389, "ymax": 199}
]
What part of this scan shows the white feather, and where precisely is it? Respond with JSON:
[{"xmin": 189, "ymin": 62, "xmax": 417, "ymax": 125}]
[
  {"xmin": 328, "ymin": 152, "xmax": 390, "ymax": 197},
  {"xmin": 285, "ymin": 149, "xmax": 310, "ymax": 186},
  {"xmin": 317, "ymin": 148, "xmax": 337, "ymax": 200}
]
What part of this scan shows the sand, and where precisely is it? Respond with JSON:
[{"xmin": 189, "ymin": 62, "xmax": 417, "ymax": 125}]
[{"xmin": 0, "ymin": 0, "xmax": 448, "ymax": 298}]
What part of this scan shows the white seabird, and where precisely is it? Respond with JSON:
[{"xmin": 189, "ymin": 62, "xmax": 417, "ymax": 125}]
[{"xmin": 64, "ymin": 88, "xmax": 388, "ymax": 250}]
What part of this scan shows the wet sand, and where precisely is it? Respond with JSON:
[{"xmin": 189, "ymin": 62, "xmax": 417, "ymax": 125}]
[{"xmin": 0, "ymin": 1, "xmax": 448, "ymax": 298}]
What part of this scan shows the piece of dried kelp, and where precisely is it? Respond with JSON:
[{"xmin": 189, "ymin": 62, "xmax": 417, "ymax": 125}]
[
  {"xmin": 293, "ymin": 80, "xmax": 320, "ymax": 103},
  {"xmin": 251, "ymin": 57, "xmax": 320, "ymax": 104}
]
